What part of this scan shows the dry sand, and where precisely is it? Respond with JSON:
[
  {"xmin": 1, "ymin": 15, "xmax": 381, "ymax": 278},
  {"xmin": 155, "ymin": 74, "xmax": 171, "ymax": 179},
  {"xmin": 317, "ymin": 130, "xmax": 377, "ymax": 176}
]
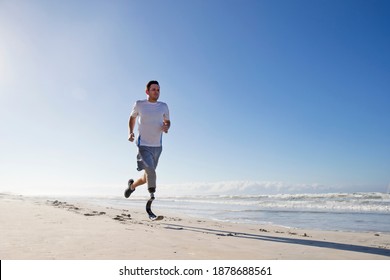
[{"xmin": 1, "ymin": 193, "xmax": 389, "ymax": 260}]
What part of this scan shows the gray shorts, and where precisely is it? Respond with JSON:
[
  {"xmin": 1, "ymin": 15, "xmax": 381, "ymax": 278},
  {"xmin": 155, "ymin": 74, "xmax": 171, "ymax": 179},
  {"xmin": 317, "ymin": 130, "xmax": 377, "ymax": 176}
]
[{"xmin": 136, "ymin": 146, "xmax": 163, "ymax": 172}]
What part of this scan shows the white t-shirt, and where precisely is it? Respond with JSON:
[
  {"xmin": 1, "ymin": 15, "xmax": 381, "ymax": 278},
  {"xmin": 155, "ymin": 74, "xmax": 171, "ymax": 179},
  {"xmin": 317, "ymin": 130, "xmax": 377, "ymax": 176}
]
[{"xmin": 130, "ymin": 100, "xmax": 170, "ymax": 147}]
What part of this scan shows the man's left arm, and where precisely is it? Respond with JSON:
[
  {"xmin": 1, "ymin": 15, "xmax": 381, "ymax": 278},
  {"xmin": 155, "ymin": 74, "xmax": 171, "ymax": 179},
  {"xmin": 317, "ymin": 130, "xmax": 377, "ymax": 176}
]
[
  {"xmin": 162, "ymin": 119, "xmax": 170, "ymax": 133},
  {"xmin": 162, "ymin": 104, "xmax": 170, "ymax": 133}
]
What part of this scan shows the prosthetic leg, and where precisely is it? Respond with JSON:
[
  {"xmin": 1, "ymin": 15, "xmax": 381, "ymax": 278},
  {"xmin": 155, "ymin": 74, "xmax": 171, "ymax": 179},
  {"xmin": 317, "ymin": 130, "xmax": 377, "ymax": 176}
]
[{"xmin": 146, "ymin": 187, "xmax": 163, "ymax": 221}]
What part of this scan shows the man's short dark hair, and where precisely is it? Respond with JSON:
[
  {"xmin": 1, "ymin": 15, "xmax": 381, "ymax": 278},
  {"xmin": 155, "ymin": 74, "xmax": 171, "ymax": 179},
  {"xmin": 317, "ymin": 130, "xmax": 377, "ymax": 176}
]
[{"xmin": 146, "ymin": 80, "xmax": 159, "ymax": 90}]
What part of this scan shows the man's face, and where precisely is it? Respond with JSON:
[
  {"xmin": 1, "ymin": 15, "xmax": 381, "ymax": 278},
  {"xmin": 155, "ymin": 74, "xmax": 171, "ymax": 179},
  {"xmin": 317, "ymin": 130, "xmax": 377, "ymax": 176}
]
[{"xmin": 146, "ymin": 84, "xmax": 160, "ymax": 101}]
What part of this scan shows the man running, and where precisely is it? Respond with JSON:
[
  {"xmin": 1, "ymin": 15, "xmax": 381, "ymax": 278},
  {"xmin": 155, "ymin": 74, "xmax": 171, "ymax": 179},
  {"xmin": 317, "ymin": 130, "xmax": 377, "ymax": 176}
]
[{"xmin": 125, "ymin": 80, "xmax": 170, "ymax": 198}]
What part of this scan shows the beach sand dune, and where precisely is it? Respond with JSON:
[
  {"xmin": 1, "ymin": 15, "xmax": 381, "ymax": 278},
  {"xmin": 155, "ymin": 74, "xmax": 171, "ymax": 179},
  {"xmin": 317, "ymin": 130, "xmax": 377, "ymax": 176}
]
[{"xmin": 1, "ymin": 194, "xmax": 389, "ymax": 260}]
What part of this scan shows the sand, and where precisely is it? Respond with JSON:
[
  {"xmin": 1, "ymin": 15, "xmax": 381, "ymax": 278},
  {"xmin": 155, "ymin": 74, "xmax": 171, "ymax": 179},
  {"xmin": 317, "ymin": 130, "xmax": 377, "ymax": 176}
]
[{"xmin": 0, "ymin": 193, "xmax": 389, "ymax": 260}]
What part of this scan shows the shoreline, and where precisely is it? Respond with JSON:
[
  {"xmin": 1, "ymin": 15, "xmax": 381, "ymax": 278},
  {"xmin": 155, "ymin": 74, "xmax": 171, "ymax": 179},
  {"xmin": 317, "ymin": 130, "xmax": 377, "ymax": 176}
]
[
  {"xmin": 17, "ymin": 192, "xmax": 390, "ymax": 234},
  {"xmin": 1, "ymin": 193, "xmax": 389, "ymax": 260}
]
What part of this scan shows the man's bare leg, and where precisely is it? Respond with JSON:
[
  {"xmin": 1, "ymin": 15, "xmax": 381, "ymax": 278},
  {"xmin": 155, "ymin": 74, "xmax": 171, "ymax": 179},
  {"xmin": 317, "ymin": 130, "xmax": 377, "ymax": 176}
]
[
  {"xmin": 125, "ymin": 172, "xmax": 146, "ymax": 198},
  {"xmin": 132, "ymin": 172, "xmax": 147, "ymax": 190}
]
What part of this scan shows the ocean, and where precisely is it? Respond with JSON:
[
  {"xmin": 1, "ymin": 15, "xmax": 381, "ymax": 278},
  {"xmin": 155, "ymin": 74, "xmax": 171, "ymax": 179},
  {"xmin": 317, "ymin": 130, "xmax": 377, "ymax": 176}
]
[{"xmin": 78, "ymin": 192, "xmax": 390, "ymax": 233}]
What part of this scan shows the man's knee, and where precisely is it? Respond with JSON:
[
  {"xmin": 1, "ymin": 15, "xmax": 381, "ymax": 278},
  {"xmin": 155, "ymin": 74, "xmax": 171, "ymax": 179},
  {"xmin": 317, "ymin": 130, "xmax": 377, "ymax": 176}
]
[
  {"xmin": 144, "ymin": 167, "xmax": 156, "ymax": 177},
  {"xmin": 144, "ymin": 167, "xmax": 156, "ymax": 194}
]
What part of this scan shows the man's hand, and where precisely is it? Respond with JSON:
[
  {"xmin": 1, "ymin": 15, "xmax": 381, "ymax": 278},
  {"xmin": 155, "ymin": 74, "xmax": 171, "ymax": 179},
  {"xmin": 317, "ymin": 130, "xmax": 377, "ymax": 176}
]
[
  {"xmin": 162, "ymin": 120, "xmax": 170, "ymax": 133},
  {"xmin": 128, "ymin": 132, "xmax": 135, "ymax": 142}
]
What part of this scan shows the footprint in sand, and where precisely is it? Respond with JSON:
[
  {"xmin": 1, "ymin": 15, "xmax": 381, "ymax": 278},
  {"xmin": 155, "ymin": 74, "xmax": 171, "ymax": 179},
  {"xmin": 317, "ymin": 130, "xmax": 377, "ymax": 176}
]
[
  {"xmin": 113, "ymin": 213, "xmax": 132, "ymax": 222},
  {"xmin": 84, "ymin": 211, "xmax": 106, "ymax": 216}
]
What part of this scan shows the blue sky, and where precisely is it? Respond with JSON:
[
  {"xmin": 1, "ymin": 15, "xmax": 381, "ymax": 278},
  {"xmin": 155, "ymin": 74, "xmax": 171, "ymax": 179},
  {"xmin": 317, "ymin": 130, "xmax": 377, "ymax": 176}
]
[{"xmin": 1, "ymin": 0, "xmax": 389, "ymax": 196}]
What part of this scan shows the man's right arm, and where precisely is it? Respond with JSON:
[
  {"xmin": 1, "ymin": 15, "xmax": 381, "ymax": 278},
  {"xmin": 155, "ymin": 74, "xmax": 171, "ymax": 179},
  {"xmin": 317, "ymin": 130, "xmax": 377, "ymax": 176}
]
[{"xmin": 128, "ymin": 116, "xmax": 136, "ymax": 142}]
